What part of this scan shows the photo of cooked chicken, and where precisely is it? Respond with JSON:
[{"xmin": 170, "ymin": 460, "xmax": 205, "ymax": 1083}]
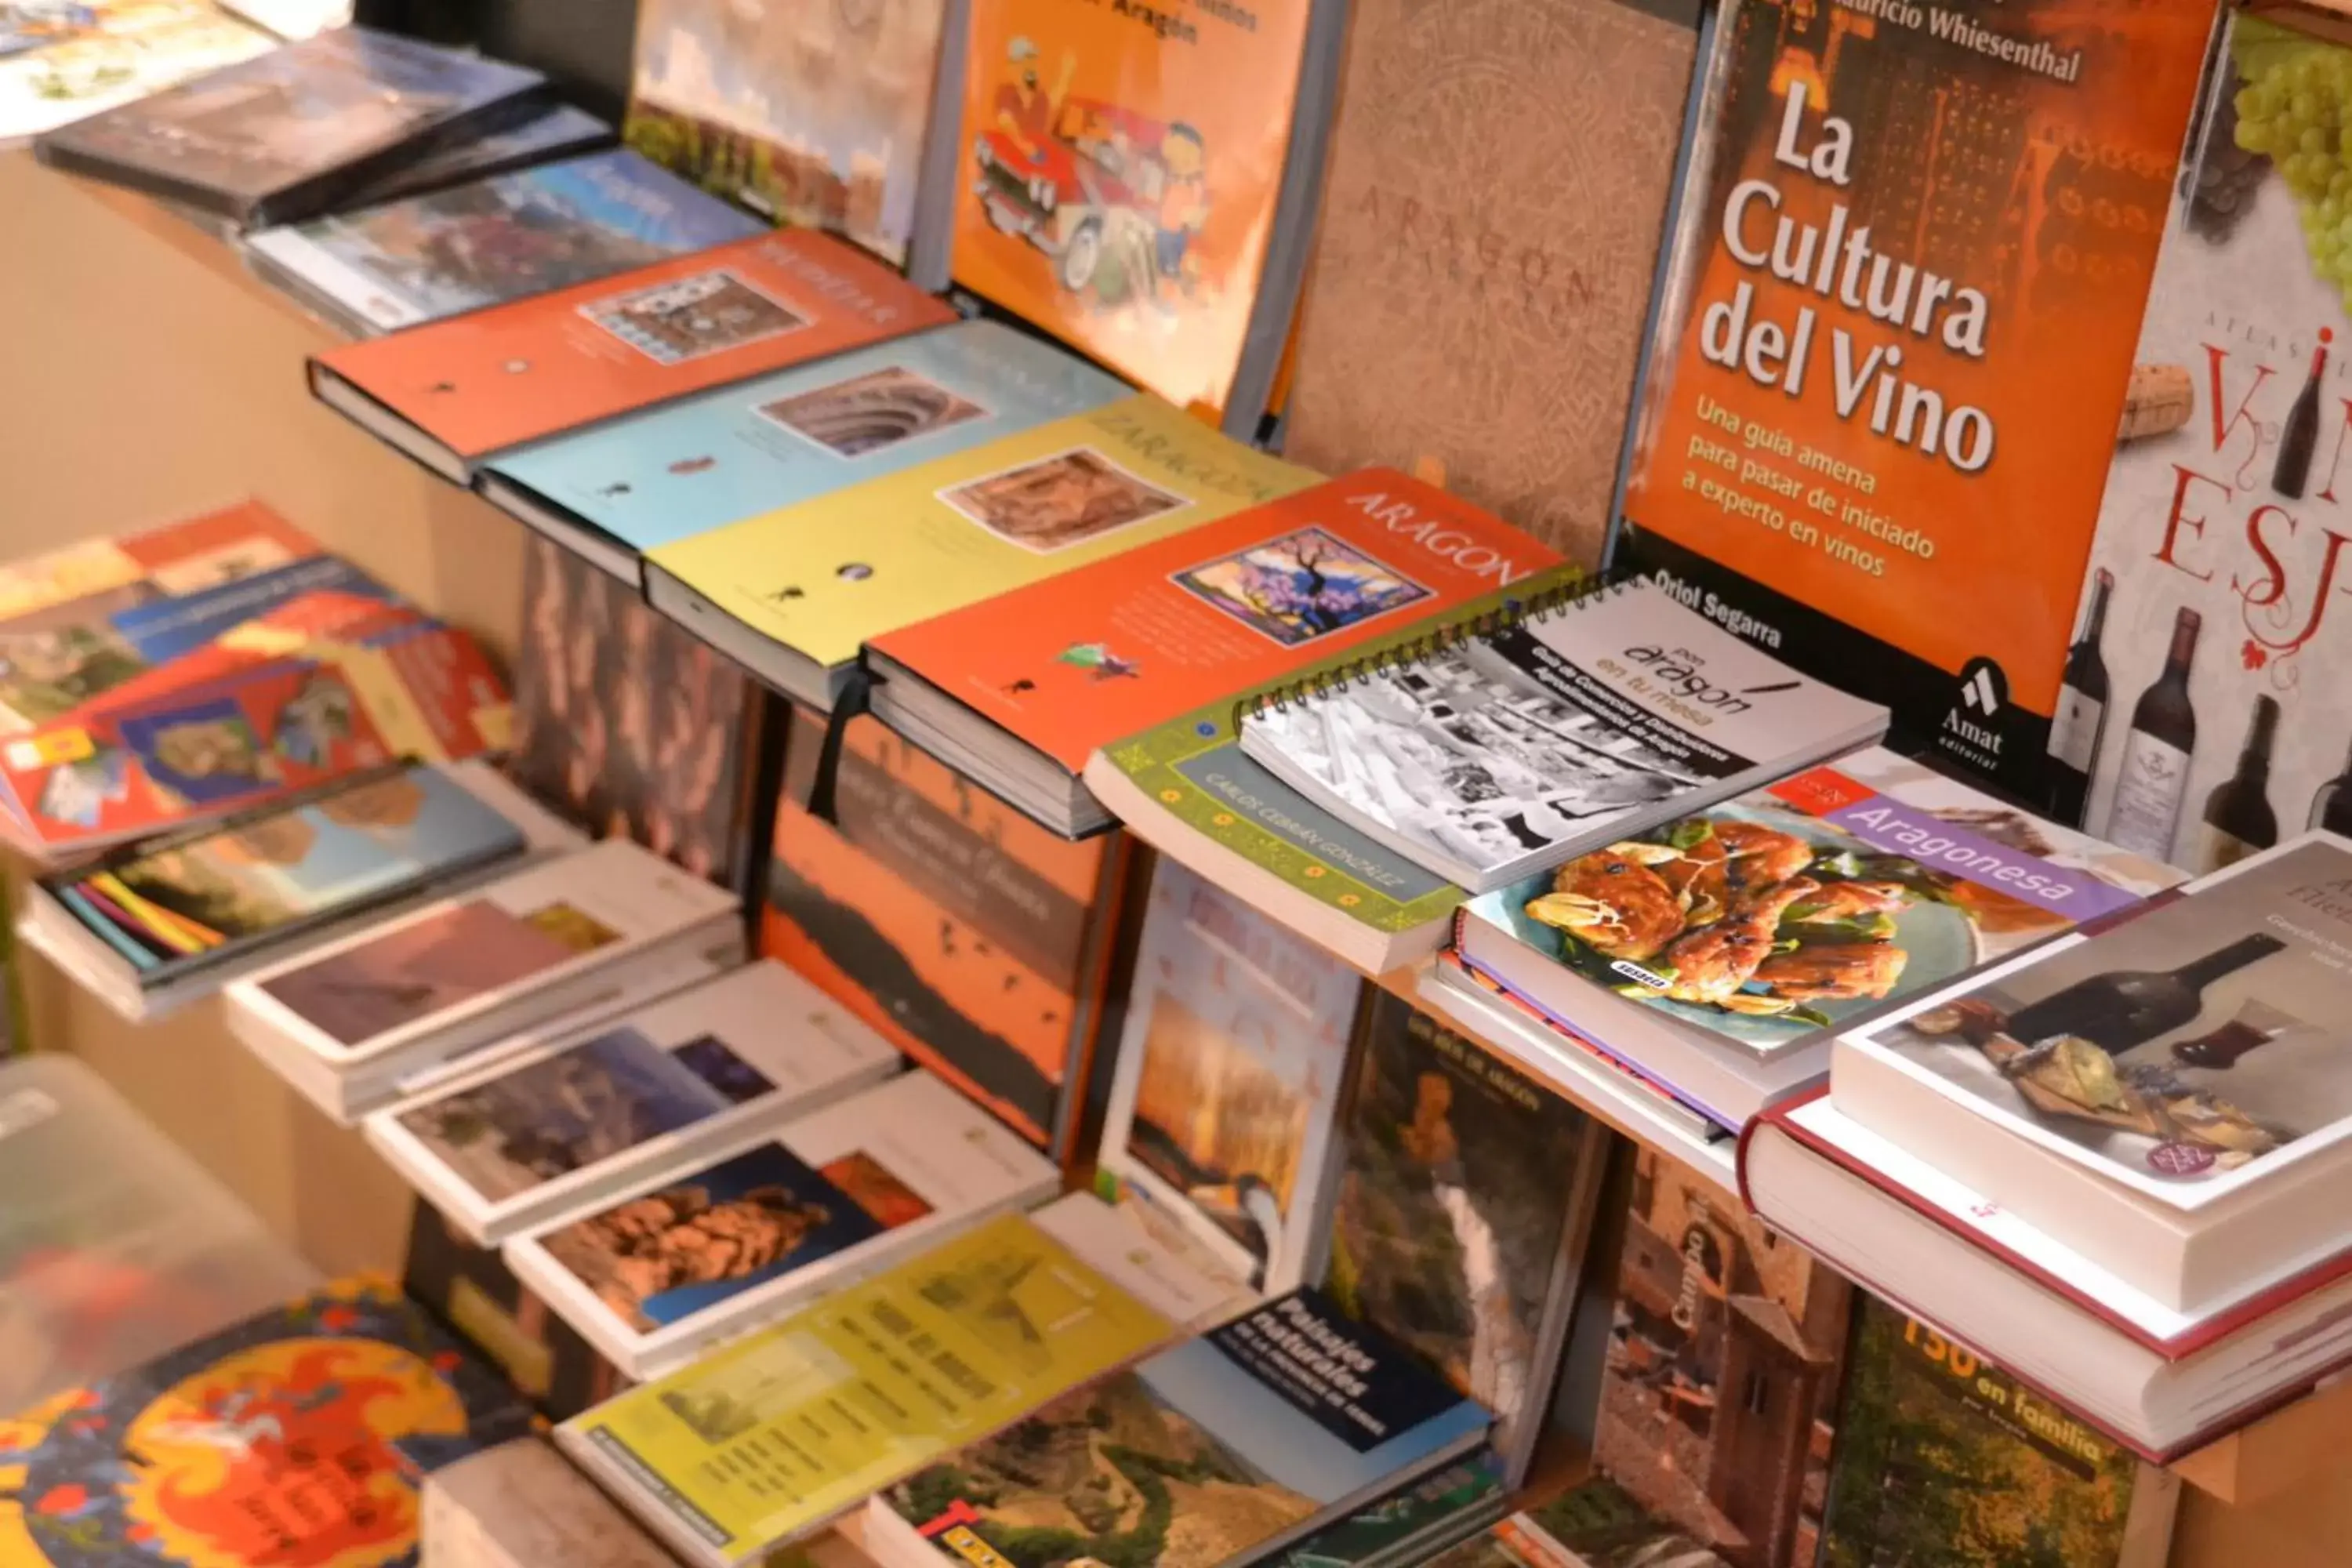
[
  {"xmin": 1751, "ymin": 942, "xmax": 1910, "ymax": 1002},
  {"xmin": 1650, "ymin": 876, "xmax": 1822, "ymax": 1008},
  {"xmin": 1524, "ymin": 843, "xmax": 1686, "ymax": 961}
]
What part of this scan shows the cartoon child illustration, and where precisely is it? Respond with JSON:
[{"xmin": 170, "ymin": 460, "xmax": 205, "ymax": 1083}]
[
  {"xmin": 994, "ymin": 35, "xmax": 1076, "ymax": 165},
  {"xmin": 1154, "ymin": 122, "xmax": 1210, "ymax": 303}
]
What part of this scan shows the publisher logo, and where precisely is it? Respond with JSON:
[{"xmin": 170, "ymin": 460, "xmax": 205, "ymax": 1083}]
[{"xmin": 1960, "ymin": 658, "xmax": 2005, "ymax": 715}]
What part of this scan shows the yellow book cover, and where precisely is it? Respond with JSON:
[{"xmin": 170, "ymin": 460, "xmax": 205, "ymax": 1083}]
[
  {"xmin": 558, "ymin": 1209, "xmax": 1176, "ymax": 1563},
  {"xmin": 647, "ymin": 391, "xmax": 1316, "ymax": 673}
]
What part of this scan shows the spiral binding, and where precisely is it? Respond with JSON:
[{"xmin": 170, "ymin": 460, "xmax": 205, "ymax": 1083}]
[{"xmin": 1240, "ymin": 572, "xmax": 1642, "ymax": 720}]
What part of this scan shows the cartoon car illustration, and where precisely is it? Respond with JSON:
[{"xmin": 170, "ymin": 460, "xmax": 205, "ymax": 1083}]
[{"xmin": 972, "ymin": 98, "xmax": 1171, "ymax": 294}]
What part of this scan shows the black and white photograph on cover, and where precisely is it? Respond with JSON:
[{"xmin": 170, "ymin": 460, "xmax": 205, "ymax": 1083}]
[
  {"xmin": 1859, "ymin": 836, "xmax": 2352, "ymax": 1200},
  {"xmin": 1243, "ymin": 637, "xmax": 1698, "ymax": 874}
]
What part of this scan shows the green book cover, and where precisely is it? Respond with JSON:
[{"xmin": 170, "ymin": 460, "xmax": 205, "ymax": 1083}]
[{"xmin": 1091, "ymin": 566, "xmax": 1589, "ymax": 940}]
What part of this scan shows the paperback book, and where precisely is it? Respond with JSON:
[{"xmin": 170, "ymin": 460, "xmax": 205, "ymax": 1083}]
[
  {"xmin": 0, "ymin": 499, "xmax": 316, "ymax": 630},
  {"xmin": 424, "ymin": 1436, "xmax": 676, "ymax": 1568},
  {"xmin": 479, "ymin": 318, "xmax": 1131, "ymax": 572},
  {"xmin": 557, "ymin": 1196, "xmax": 1208, "ymax": 1566},
  {"xmin": 764, "ymin": 705, "xmax": 1130, "ymax": 1159},
  {"xmin": 1098, "ymin": 855, "xmax": 1365, "ymax": 1294},
  {"xmin": 866, "ymin": 1287, "xmax": 1493, "ymax": 1568},
  {"xmin": 1446, "ymin": 1479, "xmax": 1734, "ymax": 1568},
  {"xmin": 0, "ymin": 4, "xmax": 272, "ymax": 144},
  {"xmin": 507, "ymin": 537, "xmax": 768, "ymax": 890},
  {"xmin": 1325, "ymin": 993, "xmax": 1610, "ymax": 1485},
  {"xmin": 868, "ymin": 467, "xmax": 1567, "ymax": 836},
  {"xmin": 1267, "ymin": 1456, "xmax": 1508, "ymax": 1568},
  {"xmin": 245, "ymin": 147, "xmax": 760, "ymax": 336},
  {"xmin": 0, "ymin": 1274, "xmax": 534, "ymax": 1566},
  {"xmin": 1236, "ymin": 576, "xmax": 1889, "ymax": 892},
  {"xmin": 33, "ymin": 27, "xmax": 549, "ymax": 226},
  {"xmin": 328, "ymin": 100, "xmax": 612, "ymax": 207},
  {"xmin": 403, "ymin": 1200, "xmax": 629, "ymax": 1422},
  {"xmin": 947, "ymin": 0, "xmax": 1346, "ymax": 432},
  {"xmin": 644, "ymin": 391, "xmax": 1316, "ymax": 708},
  {"xmin": 368, "ymin": 959, "xmax": 902, "ymax": 1245},
  {"xmin": 309, "ymin": 228, "xmax": 958, "ymax": 482},
  {"xmin": 504, "ymin": 1069, "xmax": 1058, "ymax": 1379},
  {"xmin": 1454, "ymin": 746, "xmax": 2183, "ymax": 1130}
]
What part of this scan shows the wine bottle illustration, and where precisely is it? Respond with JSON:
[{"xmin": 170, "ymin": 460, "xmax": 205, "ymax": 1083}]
[
  {"xmin": 2196, "ymin": 695, "xmax": 2280, "ymax": 869},
  {"xmin": 2309, "ymin": 732, "xmax": 2352, "ymax": 834},
  {"xmin": 2104, "ymin": 607, "xmax": 2200, "ymax": 861},
  {"xmin": 2045, "ymin": 568, "xmax": 2114, "ymax": 826},
  {"xmin": 2274, "ymin": 326, "xmax": 2332, "ymax": 499},
  {"xmin": 2004, "ymin": 933, "xmax": 2286, "ymax": 1055}
]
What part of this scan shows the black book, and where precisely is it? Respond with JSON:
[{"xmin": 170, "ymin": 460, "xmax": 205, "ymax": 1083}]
[{"xmin": 34, "ymin": 27, "xmax": 546, "ymax": 227}]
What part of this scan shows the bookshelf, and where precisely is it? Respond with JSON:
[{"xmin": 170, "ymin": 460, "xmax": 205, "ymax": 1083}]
[{"xmin": 4, "ymin": 147, "xmax": 2351, "ymax": 1561}]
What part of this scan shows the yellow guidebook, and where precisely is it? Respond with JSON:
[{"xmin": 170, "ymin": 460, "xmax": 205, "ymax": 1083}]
[
  {"xmin": 555, "ymin": 1200, "xmax": 1210, "ymax": 1568},
  {"xmin": 643, "ymin": 391, "xmax": 1316, "ymax": 709}
]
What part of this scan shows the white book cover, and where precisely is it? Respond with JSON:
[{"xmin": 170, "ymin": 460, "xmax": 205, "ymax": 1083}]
[
  {"xmin": 1026, "ymin": 1190, "xmax": 1259, "ymax": 1331},
  {"xmin": 505, "ymin": 1069, "xmax": 1058, "ymax": 1377},
  {"xmin": 226, "ymin": 839, "xmax": 739, "ymax": 1073},
  {"xmin": 1238, "ymin": 576, "xmax": 1888, "ymax": 889},
  {"xmin": 366, "ymin": 960, "xmax": 903, "ymax": 1243},
  {"xmin": 424, "ymin": 1438, "xmax": 673, "ymax": 1568},
  {"xmin": 1098, "ymin": 858, "xmax": 1363, "ymax": 1294}
]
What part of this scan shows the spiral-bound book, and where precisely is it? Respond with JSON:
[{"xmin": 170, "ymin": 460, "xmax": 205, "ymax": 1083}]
[{"xmin": 1236, "ymin": 577, "xmax": 1888, "ymax": 892}]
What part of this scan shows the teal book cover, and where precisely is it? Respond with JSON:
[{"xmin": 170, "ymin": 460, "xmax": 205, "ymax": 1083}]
[{"xmin": 483, "ymin": 318, "xmax": 1131, "ymax": 552}]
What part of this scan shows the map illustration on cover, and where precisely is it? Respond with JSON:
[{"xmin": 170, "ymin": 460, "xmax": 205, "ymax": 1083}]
[
  {"xmin": 0, "ymin": 1274, "xmax": 532, "ymax": 1566},
  {"xmin": 626, "ymin": 0, "xmax": 950, "ymax": 267}
]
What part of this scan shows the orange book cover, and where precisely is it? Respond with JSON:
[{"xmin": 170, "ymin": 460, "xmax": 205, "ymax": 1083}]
[
  {"xmin": 0, "ymin": 500, "xmax": 318, "ymax": 626},
  {"xmin": 763, "ymin": 706, "xmax": 1129, "ymax": 1157},
  {"xmin": 869, "ymin": 468, "xmax": 1564, "ymax": 773},
  {"xmin": 1616, "ymin": 0, "xmax": 2219, "ymax": 801},
  {"xmin": 311, "ymin": 229, "xmax": 958, "ymax": 464},
  {"xmin": 949, "ymin": 0, "xmax": 1317, "ymax": 423}
]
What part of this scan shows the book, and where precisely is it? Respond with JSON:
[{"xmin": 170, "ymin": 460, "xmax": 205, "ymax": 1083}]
[
  {"xmin": 1267, "ymin": 1456, "xmax": 1508, "ymax": 1568},
  {"xmin": 402, "ymin": 1199, "xmax": 630, "ymax": 1422},
  {"xmin": 946, "ymin": 0, "xmax": 1348, "ymax": 434},
  {"xmin": 477, "ymin": 318, "xmax": 1131, "ymax": 577},
  {"xmin": 1325, "ymin": 992, "xmax": 1611, "ymax": 1486},
  {"xmin": 867, "ymin": 468, "xmax": 1568, "ymax": 836},
  {"xmin": 764, "ymin": 705, "xmax": 1131, "ymax": 1159},
  {"xmin": 423, "ymin": 1436, "xmax": 676, "ymax": 1568},
  {"xmin": 1442, "ymin": 1480, "xmax": 1734, "ymax": 1568},
  {"xmin": 505, "ymin": 1069, "xmax": 1060, "ymax": 1379},
  {"xmin": 1816, "ymin": 1298, "xmax": 2180, "ymax": 1568},
  {"xmin": 2053, "ymin": 13, "xmax": 2352, "ymax": 866},
  {"xmin": 330, "ymin": 101, "xmax": 614, "ymax": 208},
  {"xmin": 865, "ymin": 1287, "xmax": 1493, "ymax": 1568},
  {"xmin": 622, "ymin": 0, "xmax": 963, "ymax": 278},
  {"xmin": 1098, "ymin": 855, "xmax": 1367, "ymax": 1294},
  {"xmin": 1740, "ymin": 1090, "xmax": 2352, "ymax": 1458},
  {"xmin": 557, "ymin": 1195, "xmax": 1214, "ymax": 1566},
  {"xmin": 1612, "ymin": 0, "xmax": 2222, "ymax": 805},
  {"xmin": 224, "ymin": 837, "xmax": 745, "ymax": 1123},
  {"xmin": 1454, "ymin": 746, "xmax": 2184, "ymax": 1131},
  {"xmin": 0, "ymin": 618, "xmax": 513, "ymax": 858},
  {"xmin": 1592, "ymin": 1148, "xmax": 1851, "ymax": 1568},
  {"xmin": 644, "ymin": 390, "xmax": 1317, "ymax": 709},
  {"xmin": 244, "ymin": 147, "xmax": 760, "ymax": 336},
  {"xmin": 0, "ymin": 5, "xmax": 273, "ymax": 144},
  {"xmin": 1834, "ymin": 829, "xmax": 2352, "ymax": 1313},
  {"xmin": 1280, "ymin": 0, "xmax": 1700, "ymax": 567},
  {"xmin": 368, "ymin": 959, "xmax": 902, "ymax": 1246},
  {"xmin": 506, "ymin": 536, "xmax": 768, "ymax": 891},
  {"xmin": 33, "ymin": 27, "xmax": 549, "ymax": 226},
  {"xmin": 1237, "ymin": 577, "xmax": 1887, "ymax": 891},
  {"xmin": 217, "ymin": 0, "xmax": 351, "ymax": 39},
  {"xmin": 0, "ymin": 1273, "xmax": 535, "ymax": 1566},
  {"xmin": 308, "ymin": 227, "xmax": 959, "ymax": 483}
]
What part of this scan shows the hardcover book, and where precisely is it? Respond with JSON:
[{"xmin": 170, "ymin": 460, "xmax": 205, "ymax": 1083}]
[
  {"xmin": 1327, "ymin": 993, "xmax": 1610, "ymax": 1485},
  {"xmin": 369, "ymin": 959, "xmax": 902, "ymax": 1246},
  {"xmin": 1592, "ymin": 1148, "xmax": 1851, "ymax": 1568},
  {"xmin": 245, "ymin": 147, "xmax": 760, "ymax": 336},
  {"xmin": 480, "ymin": 319, "xmax": 1131, "ymax": 567},
  {"xmin": 2050, "ymin": 13, "xmax": 2352, "ymax": 868},
  {"xmin": 1236, "ymin": 576, "xmax": 1889, "ymax": 892},
  {"xmin": 1613, "ymin": 0, "xmax": 2220, "ymax": 803},
  {"xmin": 507, "ymin": 537, "xmax": 768, "ymax": 891},
  {"xmin": 504, "ymin": 1069, "xmax": 1059, "ymax": 1379},
  {"xmin": 33, "ymin": 27, "xmax": 548, "ymax": 226},
  {"xmin": 328, "ymin": 100, "xmax": 612, "ymax": 207},
  {"xmin": 866, "ymin": 1287, "xmax": 1493, "ymax": 1568},
  {"xmin": 1282, "ymin": 0, "xmax": 1699, "ymax": 566},
  {"xmin": 946, "ymin": 0, "xmax": 1345, "ymax": 432},
  {"xmin": 308, "ymin": 228, "xmax": 958, "ymax": 482},
  {"xmin": 1817, "ymin": 1298, "xmax": 2179, "ymax": 1568},
  {"xmin": 403, "ymin": 1200, "xmax": 629, "ymax": 1422},
  {"xmin": 0, "ymin": 4, "xmax": 272, "ymax": 143},
  {"xmin": 557, "ymin": 1200, "xmax": 1193, "ymax": 1567},
  {"xmin": 644, "ymin": 391, "xmax": 1316, "ymax": 708},
  {"xmin": 624, "ymin": 0, "xmax": 959, "ymax": 274},
  {"xmin": 0, "ymin": 1274, "xmax": 534, "ymax": 1566},
  {"xmin": 1099, "ymin": 855, "xmax": 1366, "ymax": 1294},
  {"xmin": 867, "ymin": 467, "xmax": 1567, "ymax": 835},
  {"xmin": 764, "ymin": 705, "xmax": 1131, "ymax": 1159},
  {"xmin": 1454, "ymin": 745, "xmax": 2183, "ymax": 1130}
]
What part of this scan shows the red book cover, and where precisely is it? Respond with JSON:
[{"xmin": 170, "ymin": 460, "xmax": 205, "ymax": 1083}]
[
  {"xmin": 310, "ymin": 229, "xmax": 958, "ymax": 465},
  {"xmin": 0, "ymin": 501, "xmax": 318, "ymax": 627}
]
